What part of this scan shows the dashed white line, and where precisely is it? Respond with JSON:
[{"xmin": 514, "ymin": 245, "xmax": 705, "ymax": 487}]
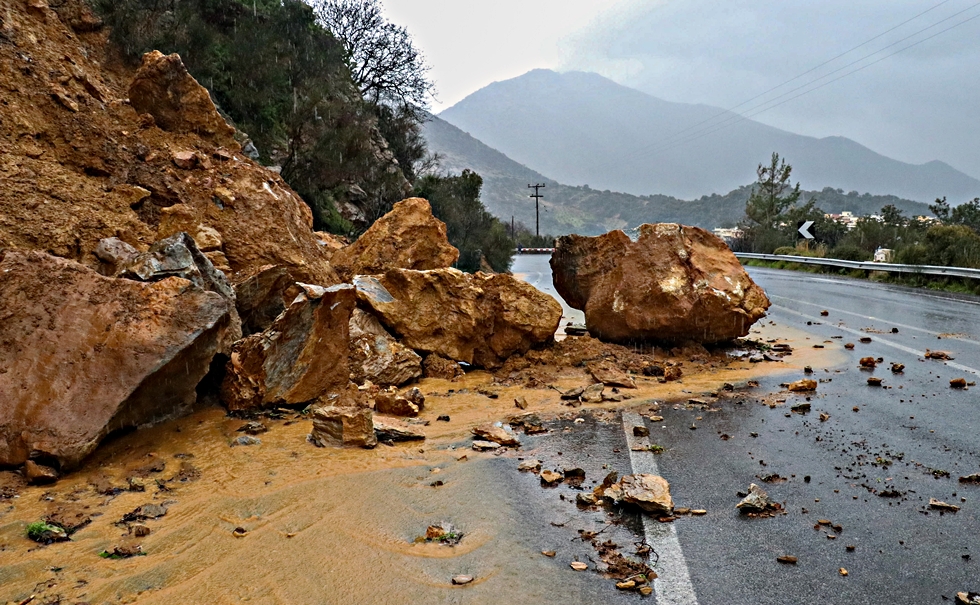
[
  {"xmin": 622, "ymin": 411, "xmax": 699, "ymax": 605},
  {"xmin": 771, "ymin": 304, "xmax": 980, "ymax": 376}
]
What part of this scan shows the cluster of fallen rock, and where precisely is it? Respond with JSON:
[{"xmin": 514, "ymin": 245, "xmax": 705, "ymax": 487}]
[{"xmin": 0, "ymin": 0, "xmax": 772, "ymax": 484}]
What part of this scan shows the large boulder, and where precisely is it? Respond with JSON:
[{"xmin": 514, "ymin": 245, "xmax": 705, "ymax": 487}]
[
  {"xmin": 310, "ymin": 406, "xmax": 376, "ymax": 448},
  {"xmin": 330, "ymin": 198, "xmax": 459, "ymax": 279},
  {"xmin": 349, "ymin": 309, "xmax": 422, "ymax": 387},
  {"xmin": 355, "ymin": 269, "xmax": 562, "ymax": 369},
  {"xmin": 0, "ymin": 251, "xmax": 233, "ymax": 470},
  {"xmin": 551, "ymin": 224, "xmax": 770, "ymax": 343},
  {"xmin": 220, "ymin": 284, "xmax": 356, "ymax": 411},
  {"xmin": 233, "ymin": 265, "xmax": 297, "ymax": 337},
  {"xmin": 128, "ymin": 51, "xmax": 238, "ymax": 149}
]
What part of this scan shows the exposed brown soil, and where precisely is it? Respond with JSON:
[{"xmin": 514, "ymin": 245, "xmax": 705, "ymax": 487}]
[{"xmin": 0, "ymin": 322, "xmax": 838, "ymax": 604}]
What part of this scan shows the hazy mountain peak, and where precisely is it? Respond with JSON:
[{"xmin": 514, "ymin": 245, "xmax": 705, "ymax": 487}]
[{"xmin": 440, "ymin": 70, "xmax": 980, "ymax": 203}]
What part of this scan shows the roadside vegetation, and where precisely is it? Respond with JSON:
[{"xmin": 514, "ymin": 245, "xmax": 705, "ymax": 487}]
[
  {"xmin": 92, "ymin": 0, "xmax": 516, "ymax": 271},
  {"xmin": 735, "ymin": 153, "xmax": 980, "ymax": 270},
  {"xmin": 735, "ymin": 152, "xmax": 980, "ymax": 294}
]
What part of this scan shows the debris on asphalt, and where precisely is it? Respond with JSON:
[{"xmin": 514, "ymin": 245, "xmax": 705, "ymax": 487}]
[
  {"xmin": 736, "ymin": 483, "xmax": 782, "ymax": 516},
  {"xmin": 451, "ymin": 575, "xmax": 474, "ymax": 585},
  {"xmin": 236, "ymin": 421, "xmax": 268, "ymax": 435},
  {"xmin": 959, "ymin": 474, "xmax": 980, "ymax": 484},
  {"xmin": 867, "ymin": 377, "xmax": 883, "ymax": 387},
  {"xmin": 540, "ymin": 470, "xmax": 564, "ymax": 485},
  {"xmin": 891, "ymin": 363, "xmax": 906, "ymax": 373},
  {"xmin": 518, "ymin": 459, "xmax": 542, "ymax": 472},
  {"xmin": 929, "ymin": 498, "xmax": 960, "ymax": 512},
  {"xmin": 542, "ymin": 550, "xmax": 556, "ymax": 557},
  {"xmin": 925, "ymin": 350, "xmax": 954, "ymax": 360},
  {"xmin": 373, "ymin": 416, "xmax": 426, "ymax": 442},
  {"xmin": 776, "ymin": 555, "xmax": 798, "ymax": 564},
  {"xmin": 950, "ymin": 378, "xmax": 968, "ymax": 389},
  {"xmin": 570, "ymin": 561, "xmax": 588, "ymax": 571},
  {"xmin": 839, "ymin": 568, "xmax": 848, "ymax": 577},
  {"xmin": 471, "ymin": 423, "xmax": 520, "ymax": 447},
  {"xmin": 956, "ymin": 592, "xmax": 980, "ymax": 605},
  {"xmin": 859, "ymin": 357, "xmax": 877, "ymax": 368},
  {"xmin": 788, "ymin": 379, "xmax": 817, "ymax": 392}
]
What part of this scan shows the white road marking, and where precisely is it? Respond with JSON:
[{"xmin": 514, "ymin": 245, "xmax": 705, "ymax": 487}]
[
  {"xmin": 768, "ymin": 294, "xmax": 980, "ymax": 346},
  {"xmin": 771, "ymin": 304, "xmax": 980, "ymax": 376},
  {"xmin": 622, "ymin": 411, "xmax": 699, "ymax": 605}
]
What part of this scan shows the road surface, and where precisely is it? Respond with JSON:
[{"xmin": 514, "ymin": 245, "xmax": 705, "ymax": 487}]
[{"xmin": 508, "ymin": 261, "xmax": 980, "ymax": 604}]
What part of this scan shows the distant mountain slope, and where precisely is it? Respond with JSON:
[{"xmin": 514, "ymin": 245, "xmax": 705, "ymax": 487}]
[
  {"xmin": 423, "ymin": 114, "xmax": 932, "ymax": 236},
  {"xmin": 439, "ymin": 70, "xmax": 980, "ymax": 204}
]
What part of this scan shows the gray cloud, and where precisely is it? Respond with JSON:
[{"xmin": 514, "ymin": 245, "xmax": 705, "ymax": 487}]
[{"xmin": 560, "ymin": 0, "xmax": 980, "ymax": 183}]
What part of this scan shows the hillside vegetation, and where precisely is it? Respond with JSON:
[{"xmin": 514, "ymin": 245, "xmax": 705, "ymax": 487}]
[{"xmin": 424, "ymin": 113, "xmax": 932, "ymax": 236}]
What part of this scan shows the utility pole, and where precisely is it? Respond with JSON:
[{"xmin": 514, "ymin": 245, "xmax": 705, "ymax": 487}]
[{"xmin": 528, "ymin": 183, "xmax": 545, "ymax": 237}]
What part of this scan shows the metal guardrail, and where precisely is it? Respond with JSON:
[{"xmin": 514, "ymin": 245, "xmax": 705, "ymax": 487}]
[{"xmin": 735, "ymin": 252, "xmax": 980, "ymax": 280}]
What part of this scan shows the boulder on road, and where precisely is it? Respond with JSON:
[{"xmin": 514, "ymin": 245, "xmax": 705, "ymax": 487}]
[
  {"xmin": 331, "ymin": 198, "xmax": 459, "ymax": 279},
  {"xmin": 373, "ymin": 416, "xmax": 426, "ymax": 441},
  {"xmin": 551, "ymin": 224, "xmax": 770, "ymax": 343},
  {"xmin": 220, "ymin": 284, "xmax": 355, "ymax": 411},
  {"xmin": 617, "ymin": 474, "xmax": 674, "ymax": 515},
  {"xmin": 472, "ymin": 423, "xmax": 521, "ymax": 447},
  {"xmin": 0, "ymin": 251, "xmax": 233, "ymax": 470},
  {"xmin": 310, "ymin": 406, "xmax": 377, "ymax": 448},
  {"xmin": 355, "ymin": 270, "xmax": 562, "ymax": 369},
  {"xmin": 349, "ymin": 309, "xmax": 422, "ymax": 387}
]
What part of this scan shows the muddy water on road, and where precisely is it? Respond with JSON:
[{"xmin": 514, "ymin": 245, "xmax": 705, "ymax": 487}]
[{"xmin": 0, "ymin": 312, "xmax": 840, "ymax": 604}]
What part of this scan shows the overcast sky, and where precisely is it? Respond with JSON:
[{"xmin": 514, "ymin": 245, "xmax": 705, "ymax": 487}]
[{"xmin": 383, "ymin": 0, "xmax": 980, "ymax": 182}]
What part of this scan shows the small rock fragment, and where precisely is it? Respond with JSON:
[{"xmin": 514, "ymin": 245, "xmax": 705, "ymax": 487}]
[
  {"xmin": 959, "ymin": 473, "xmax": 980, "ymax": 484},
  {"xmin": 616, "ymin": 580, "xmax": 637, "ymax": 590},
  {"xmin": 951, "ymin": 378, "xmax": 968, "ymax": 389},
  {"xmin": 542, "ymin": 550, "xmax": 557, "ymax": 557},
  {"xmin": 736, "ymin": 483, "xmax": 774, "ymax": 513},
  {"xmin": 787, "ymin": 379, "xmax": 817, "ymax": 392},
  {"xmin": 844, "ymin": 343, "xmax": 855, "ymax": 350},
  {"xmin": 839, "ymin": 568, "xmax": 848, "ymax": 577},
  {"xmin": 232, "ymin": 435, "xmax": 261, "ymax": 446},
  {"xmin": 859, "ymin": 357, "xmax": 877, "ymax": 368},
  {"xmin": 24, "ymin": 460, "xmax": 59, "ymax": 485},
  {"xmin": 929, "ymin": 498, "xmax": 960, "ymax": 512},
  {"xmin": 540, "ymin": 470, "xmax": 564, "ymax": 485},
  {"xmin": 580, "ymin": 382, "xmax": 605, "ymax": 403},
  {"xmin": 518, "ymin": 459, "xmax": 542, "ymax": 472},
  {"xmin": 452, "ymin": 575, "xmax": 474, "ymax": 585},
  {"xmin": 472, "ymin": 423, "xmax": 520, "ymax": 447},
  {"xmin": 867, "ymin": 377, "xmax": 882, "ymax": 387},
  {"xmin": 236, "ymin": 421, "xmax": 268, "ymax": 435},
  {"xmin": 515, "ymin": 396, "xmax": 528, "ymax": 410},
  {"xmin": 633, "ymin": 425, "xmax": 650, "ymax": 437},
  {"xmin": 777, "ymin": 555, "xmax": 798, "ymax": 564},
  {"xmin": 957, "ymin": 592, "xmax": 980, "ymax": 605},
  {"xmin": 891, "ymin": 363, "xmax": 905, "ymax": 373},
  {"xmin": 472, "ymin": 440, "xmax": 500, "ymax": 451},
  {"xmin": 373, "ymin": 416, "xmax": 426, "ymax": 442},
  {"xmin": 570, "ymin": 561, "xmax": 588, "ymax": 571}
]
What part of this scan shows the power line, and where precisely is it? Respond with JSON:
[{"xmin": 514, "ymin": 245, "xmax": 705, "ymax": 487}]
[
  {"xmin": 623, "ymin": 6, "xmax": 980, "ymax": 163},
  {"xmin": 630, "ymin": 0, "xmax": 958, "ymax": 154},
  {"xmin": 594, "ymin": 0, "xmax": 978, "ymax": 171}
]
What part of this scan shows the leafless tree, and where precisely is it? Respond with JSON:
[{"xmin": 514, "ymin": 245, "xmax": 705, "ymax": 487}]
[{"xmin": 310, "ymin": 0, "xmax": 434, "ymax": 107}]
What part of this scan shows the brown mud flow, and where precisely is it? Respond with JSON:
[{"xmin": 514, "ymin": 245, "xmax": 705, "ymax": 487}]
[{"xmin": 0, "ymin": 323, "xmax": 838, "ymax": 604}]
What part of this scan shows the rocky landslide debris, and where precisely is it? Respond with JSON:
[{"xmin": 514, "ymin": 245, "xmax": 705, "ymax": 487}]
[
  {"xmin": 551, "ymin": 224, "xmax": 770, "ymax": 343},
  {"xmin": 331, "ymin": 198, "xmax": 459, "ymax": 279},
  {"xmin": 221, "ymin": 284, "xmax": 355, "ymax": 411},
  {"xmin": 354, "ymin": 269, "xmax": 562, "ymax": 368},
  {"xmin": 0, "ymin": 251, "xmax": 233, "ymax": 471},
  {"xmin": 349, "ymin": 309, "xmax": 422, "ymax": 387}
]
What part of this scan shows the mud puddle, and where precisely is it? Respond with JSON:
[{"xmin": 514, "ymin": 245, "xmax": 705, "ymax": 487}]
[{"xmin": 0, "ymin": 322, "xmax": 839, "ymax": 604}]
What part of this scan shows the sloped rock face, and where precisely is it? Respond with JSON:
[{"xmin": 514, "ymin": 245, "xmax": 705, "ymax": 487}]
[
  {"xmin": 0, "ymin": 251, "xmax": 233, "ymax": 470},
  {"xmin": 233, "ymin": 265, "xmax": 297, "ymax": 337},
  {"xmin": 0, "ymin": 5, "xmax": 336, "ymax": 285},
  {"xmin": 349, "ymin": 309, "xmax": 422, "ymax": 387},
  {"xmin": 128, "ymin": 51, "xmax": 238, "ymax": 148},
  {"xmin": 221, "ymin": 284, "xmax": 356, "ymax": 411},
  {"xmin": 331, "ymin": 198, "xmax": 459, "ymax": 279},
  {"xmin": 355, "ymin": 270, "xmax": 562, "ymax": 369},
  {"xmin": 552, "ymin": 224, "xmax": 770, "ymax": 343}
]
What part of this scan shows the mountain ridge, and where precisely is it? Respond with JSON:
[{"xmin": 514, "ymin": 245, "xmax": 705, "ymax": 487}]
[
  {"xmin": 438, "ymin": 69, "xmax": 980, "ymax": 203},
  {"xmin": 422, "ymin": 113, "xmax": 933, "ymax": 236}
]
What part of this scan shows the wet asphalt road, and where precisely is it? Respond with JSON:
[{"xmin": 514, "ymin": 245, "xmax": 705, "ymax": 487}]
[{"xmin": 509, "ymin": 262, "xmax": 980, "ymax": 605}]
